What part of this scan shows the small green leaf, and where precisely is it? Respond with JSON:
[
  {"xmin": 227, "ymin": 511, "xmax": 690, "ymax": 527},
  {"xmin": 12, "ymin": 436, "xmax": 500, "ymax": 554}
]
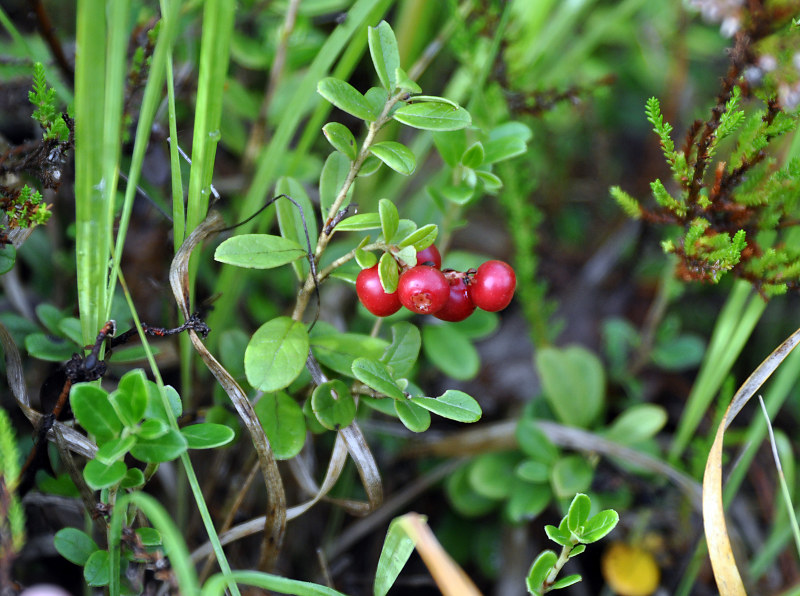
[
  {"xmin": 0, "ymin": 245, "xmax": 16, "ymax": 275},
  {"xmin": 536, "ymin": 345, "xmax": 605, "ymax": 428},
  {"xmin": 544, "ymin": 524, "xmax": 571, "ymax": 547},
  {"xmin": 245, "ymin": 317, "xmax": 309, "ymax": 392},
  {"xmin": 380, "ymin": 322, "xmax": 421, "ymax": 378},
  {"xmin": 604, "ymin": 404, "xmax": 667, "ymax": 445},
  {"xmin": 445, "ymin": 464, "xmax": 498, "ymax": 517},
  {"xmin": 58, "ymin": 317, "xmax": 83, "ymax": 345},
  {"xmin": 54, "ymin": 528, "xmax": 97, "ymax": 565},
  {"xmin": 393, "ymin": 102, "xmax": 471, "ymax": 131},
  {"xmin": 652, "ymin": 334, "xmax": 705, "ymax": 371},
  {"xmin": 397, "ymin": 224, "xmax": 437, "ymax": 251},
  {"xmin": 374, "ymin": 516, "xmax": 415, "ymax": 596},
  {"xmin": 364, "ymin": 87, "xmax": 387, "ymax": 117},
  {"xmin": 368, "ymin": 21, "xmax": 400, "ymax": 91},
  {"xmin": 138, "ymin": 418, "xmax": 169, "ymax": 440},
  {"xmin": 320, "ymin": 151, "xmax": 353, "ymax": 217},
  {"xmin": 355, "ymin": 249, "xmax": 377, "ymax": 269},
  {"xmin": 461, "ymin": 142, "xmax": 485, "ymax": 169},
  {"xmin": 181, "ymin": 423, "xmax": 235, "ymax": 449},
  {"xmin": 379, "ymin": 198, "xmax": 399, "ymax": 242},
  {"xmin": 394, "ymin": 246, "xmax": 416, "ymax": 267},
  {"xmin": 526, "ymin": 549, "xmax": 558, "ymax": 593},
  {"xmin": 83, "ymin": 459, "xmax": 127, "ymax": 490},
  {"xmin": 120, "ymin": 467, "xmax": 145, "ymax": 489},
  {"xmin": 516, "ymin": 418, "xmax": 560, "ymax": 464},
  {"xmin": 84, "ymin": 549, "xmax": 110, "ymax": 587},
  {"xmin": 130, "ymin": 428, "xmax": 188, "ymax": 463},
  {"xmin": 569, "ymin": 544, "xmax": 586, "ymax": 558},
  {"xmin": 580, "ymin": 509, "xmax": 619, "ymax": 543},
  {"xmin": 516, "ymin": 460, "xmax": 550, "ymax": 483},
  {"xmin": 432, "ymin": 130, "xmax": 466, "ymax": 168},
  {"xmin": 567, "ymin": 493, "xmax": 592, "ymax": 533},
  {"xmin": 312, "ymin": 379, "xmax": 357, "ymax": 430},
  {"xmin": 36, "ymin": 303, "xmax": 64, "ymax": 335},
  {"xmin": 116, "ymin": 369, "xmax": 149, "ymax": 423},
  {"xmin": 311, "ymin": 332, "xmax": 388, "ymax": 378},
  {"xmin": 506, "ymin": 477, "xmax": 551, "ymax": 523},
  {"xmin": 143, "ymin": 383, "xmax": 182, "ymax": 422},
  {"xmin": 394, "ymin": 398, "xmax": 431, "ymax": 432},
  {"xmin": 475, "ymin": 170, "xmax": 503, "ymax": 191},
  {"xmin": 25, "ymin": 333, "xmax": 76, "ymax": 361},
  {"xmin": 369, "ymin": 142, "xmax": 416, "ymax": 175},
  {"xmin": 333, "ymin": 213, "xmax": 381, "ymax": 232},
  {"xmin": 317, "ymin": 77, "xmax": 378, "ymax": 121},
  {"xmin": 214, "ymin": 234, "xmax": 307, "ymax": 269},
  {"xmin": 358, "ymin": 154, "xmax": 382, "ymax": 177},
  {"xmin": 70, "ymin": 384, "xmax": 122, "ymax": 444},
  {"xmin": 484, "ymin": 122, "xmax": 532, "ymax": 163},
  {"xmin": 394, "ymin": 67, "xmax": 421, "ymax": 93},
  {"xmin": 351, "ymin": 357, "xmax": 405, "ymax": 400},
  {"xmin": 427, "ymin": 184, "xmax": 474, "ymax": 206},
  {"xmin": 255, "ymin": 392, "xmax": 307, "ymax": 459},
  {"xmin": 468, "ymin": 452, "xmax": 518, "ymax": 500},
  {"xmin": 422, "ymin": 325, "xmax": 479, "ymax": 380},
  {"xmin": 322, "ymin": 122, "xmax": 358, "ymax": 161},
  {"xmin": 550, "ymin": 455, "xmax": 594, "ymax": 499},
  {"xmin": 551, "ymin": 574, "xmax": 582, "ymax": 590},
  {"xmin": 95, "ymin": 435, "xmax": 136, "ymax": 464},
  {"xmin": 378, "ymin": 252, "xmax": 399, "ymax": 294},
  {"xmin": 136, "ymin": 527, "xmax": 162, "ymax": 546},
  {"xmin": 410, "ymin": 390, "xmax": 481, "ymax": 423}
]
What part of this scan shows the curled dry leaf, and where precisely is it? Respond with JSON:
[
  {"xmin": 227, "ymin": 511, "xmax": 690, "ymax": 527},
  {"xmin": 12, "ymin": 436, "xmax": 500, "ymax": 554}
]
[{"xmin": 168, "ymin": 211, "xmax": 286, "ymax": 569}]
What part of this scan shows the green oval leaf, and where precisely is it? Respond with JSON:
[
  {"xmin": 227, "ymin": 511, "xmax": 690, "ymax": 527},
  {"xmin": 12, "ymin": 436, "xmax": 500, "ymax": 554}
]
[
  {"xmin": 311, "ymin": 332, "xmax": 388, "ymax": 378},
  {"xmin": 516, "ymin": 460, "xmax": 550, "ymax": 483},
  {"xmin": 255, "ymin": 391, "xmax": 306, "ymax": 460},
  {"xmin": 379, "ymin": 198, "xmax": 399, "ymax": 242},
  {"xmin": 605, "ymin": 404, "xmax": 668, "ymax": 445},
  {"xmin": 526, "ymin": 549, "xmax": 558, "ymax": 594},
  {"xmin": 461, "ymin": 142, "xmax": 485, "ymax": 169},
  {"xmin": 551, "ymin": 574, "xmax": 582, "ymax": 590},
  {"xmin": 312, "ymin": 380, "xmax": 357, "ymax": 430},
  {"xmin": 378, "ymin": 251, "xmax": 399, "ymax": 294},
  {"xmin": 422, "ymin": 325, "xmax": 479, "ymax": 380},
  {"xmin": 351, "ymin": 357, "xmax": 405, "ymax": 400},
  {"xmin": 116, "ymin": 369, "xmax": 149, "ymax": 422},
  {"xmin": 580, "ymin": 509, "xmax": 619, "ymax": 543},
  {"xmin": 255, "ymin": 392, "xmax": 307, "ymax": 460},
  {"xmin": 550, "ymin": 455, "xmax": 594, "ymax": 499},
  {"xmin": 468, "ymin": 452, "xmax": 518, "ymax": 500},
  {"xmin": 536, "ymin": 345, "xmax": 605, "ymax": 428},
  {"xmin": 394, "ymin": 399, "xmax": 431, "ymax": 432},
  {"xmin": 506, "ymin": 478, "xmax": 551, "ymax": 523},
  {"xmin": 410, "ymin": 390, "xmax": 481, "ymax": 423},
  {"xmin": 70, "ymin": 384, "xmax": 122, "ymax": 444},
  {"xmin": 516, "ymin": 418, "xmax": 560, "ymax": 464},
  {"xmin": 54, "ymin": 528, "xmax": 98, "ymax": 565},
  {"xmin": 129, "ymin": 428, "xmax": 188, "ymax": 463},
  {"xmin": 245, "ymin": 317, "xmax": 309, "ymax": 392},
  {"xmin": 369, "ymin": 142, "xmax": 416, "ymax": 176},
  {"xmin": 138, "ymin": 418, "xmax": 169, "ymax": 440},
  {"xmin": 333, "ymin": 213, "xmax": 381, "ymax": 232},
  {"xmin": 567, "ymin": 493, "xmax": 592, "ymax": 533},
  {"xmin": 95, "ymin": 435, "xmax": 137, "ymax": 465},
  {"xmin": 25, "ymin": 333, "xmax": 76, "ymax": 361},
  {"xmin": 83, "ymin": 459, "xmax": 127, "ymax": 490},
  {"xmin": 368, "ymin": 21, "xmax": 400, "ymax": 91},
  {"xmin": 317, "ymin": 77, "xmax": 377, "ymax": 121},
  {"xmin": 136, "ymin": 527, "xmax": 162, "ymax": 546},
  {"xmin": 393, "ymin": 102, "xmax": 471, "ymax": 131},
  {"xmin": 214, "ymin": 234, "xmax": 307, "ymax": 269},
  {"xmin": 544, "ymin": 524, "xmax": 571, "ymax": 547},
  {"xmin": 374, "ymin": 516, "xmax": 415, "ymax": 596},
  {"xmin": 84, "ymin": 549, "xmax": 110, "ymax": 586},
  {"xmin": 120, "ymin": 467, "xmax": 145, "ymax": 489},
  {"xmin": 0, "ymin": 244, "xmax": 16, "ymax": 275},
  {"xmin": 445, "ymin": 465, "xmax": 498, "ymax": 517},
  {"xmin": 181, "ymin": 423, "xmax": 235, "ymax": 449},
  {"xmin": 320, "ymin": 151, "xmax": 353, "ymax": 218},
  {"xmin": 358, "ymin": 154, "xmax": 382, "ymax": 177},
  {"xmin": 322, "ymin": 122, "xmax": 358, "ymax": 161},
  {"xmin": 397, "ymin": 224, "xmax": 437, "ymax": 251},
  {"xmin": 380, "ymin": 322, "xmax": 421, "ymax": 378}
]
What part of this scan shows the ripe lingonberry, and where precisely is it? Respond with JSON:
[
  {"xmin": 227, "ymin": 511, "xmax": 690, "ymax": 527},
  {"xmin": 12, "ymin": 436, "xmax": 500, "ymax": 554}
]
[
  {"xmin": 415, "ymin": 244, "xmax": 442, "ymax": 269},
  {"xmin": 468, "ymin": 260, "xmax": 516, "ymax": 312},
  {"xmin": 434, "ymin": 270, "xmax": 475, "ymax": 322},
  {"xmin": 356, "ymin": 265, "xmax": 401, "ymax": 317},
  {"xmin": 397, "ymin": 265, "xmax": 449, "ymax": 315}
]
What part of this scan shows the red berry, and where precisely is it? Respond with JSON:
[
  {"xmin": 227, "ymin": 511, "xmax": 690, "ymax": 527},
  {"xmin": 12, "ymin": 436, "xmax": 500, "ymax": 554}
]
[
  {"xmin": 397, "ymin": 265, "xmax": 449, "ymax": 315},
  {"xmin": 434, "ymin": 271, "xmax": 475, "ymax": 322},
  {"xmin": 468, "ymin": 260, "xmax": 516, "ymax": 312},
  {"xmin": 415, "ymin": 245, "xmax": 442, "ymax": 269},
  {"xmin": 356, "ymin": 265, "xmax": 401, "ymax": 317}
]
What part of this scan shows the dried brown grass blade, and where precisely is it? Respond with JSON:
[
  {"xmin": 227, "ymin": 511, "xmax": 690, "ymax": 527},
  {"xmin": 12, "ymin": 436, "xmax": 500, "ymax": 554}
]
[
  {"xmin": 168, "ymin": 211, "xmax": 286, "ymax": 569},
  {"xmin": 702, "ymin": 325, "xmax": 800, "ymax": 595}
]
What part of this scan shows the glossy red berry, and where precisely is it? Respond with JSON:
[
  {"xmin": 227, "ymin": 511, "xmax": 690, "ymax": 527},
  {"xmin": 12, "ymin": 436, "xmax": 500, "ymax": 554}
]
[
  {"xmin": 434, "ymin": 270, "xmax": 476, "ymax": 322},
  {"xmin": 397, "ymin": 265, "xmax": 449, "ymax": 315},
  {"xmin": 468, "ymin": 260, "xmax": 516, "ymax": 312},
  {"xmin": 356, "ymin": 265, "xmax": 401, "ymax": 317},
  {"xmin": 415, "ymin": 244, "xmax": 442, "ymax": 269}
]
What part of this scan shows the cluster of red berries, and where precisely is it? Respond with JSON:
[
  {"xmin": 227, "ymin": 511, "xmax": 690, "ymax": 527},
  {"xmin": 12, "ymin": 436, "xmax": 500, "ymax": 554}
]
[{"xmin": 355, "ymin": 245, "xmax": 516, "ymax": 322}]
